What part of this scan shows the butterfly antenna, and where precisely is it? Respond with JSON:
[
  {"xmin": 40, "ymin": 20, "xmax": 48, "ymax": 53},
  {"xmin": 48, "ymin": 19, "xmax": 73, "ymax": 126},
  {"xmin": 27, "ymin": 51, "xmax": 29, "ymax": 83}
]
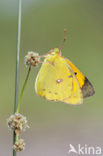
[{"xmin": 59, "ymin": 29, "xmax": 67, "ymax": 50}]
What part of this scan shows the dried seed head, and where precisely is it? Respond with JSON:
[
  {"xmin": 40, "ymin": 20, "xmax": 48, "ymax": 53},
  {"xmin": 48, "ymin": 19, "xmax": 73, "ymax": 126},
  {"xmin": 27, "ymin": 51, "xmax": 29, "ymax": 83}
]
[
  {"xmin": 7, "ymin": 113, "xmax": 29, "ymax": 134},
  {"xmin": 25, "ymin": 51, "xmax": 40, "ymax": 67},
  {"xmin": 13, "ymin": 139, "xmax": 25, "ymax": 152}
]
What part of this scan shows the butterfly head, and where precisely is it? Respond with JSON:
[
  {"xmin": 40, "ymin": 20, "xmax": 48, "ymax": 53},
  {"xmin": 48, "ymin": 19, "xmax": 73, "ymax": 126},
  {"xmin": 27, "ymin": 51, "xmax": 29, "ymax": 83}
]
[{"xmin": 49, "ymin": 48, "xmax": 61, "ymax": 56}]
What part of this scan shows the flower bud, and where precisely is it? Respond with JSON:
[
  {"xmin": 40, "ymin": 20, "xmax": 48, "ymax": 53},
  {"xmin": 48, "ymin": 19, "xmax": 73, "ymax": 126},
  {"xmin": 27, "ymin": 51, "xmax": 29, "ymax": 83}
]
[
  {"xmin": 13, "ymin": 139, "xmax": 25, "ymax": 152},
  {"xmin": 7, "ymin": 113, "xmax": 29, "ymax": 134},
  {"xmin": 25, "ymin": 51, "xmax": 40, "ymax": 67}
]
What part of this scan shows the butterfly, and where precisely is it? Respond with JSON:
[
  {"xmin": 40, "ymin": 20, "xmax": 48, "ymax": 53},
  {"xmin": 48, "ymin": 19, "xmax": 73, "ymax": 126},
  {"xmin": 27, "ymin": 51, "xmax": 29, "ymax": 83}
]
[{"xmin": 35, "ymin": 48, "xmax": 95, "ymax": 105}]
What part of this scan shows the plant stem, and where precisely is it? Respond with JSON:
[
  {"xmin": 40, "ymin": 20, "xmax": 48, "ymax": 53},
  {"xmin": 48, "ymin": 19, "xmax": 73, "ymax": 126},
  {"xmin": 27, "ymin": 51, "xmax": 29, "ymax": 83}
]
[
  {"xmin": 16, "ymin": 67, "xmax": 31, "ymax": 113},
  {"xmin": 13, "ymin": 66, "xmax": 31, "ymax": 155},
  {"xmin": 13, "ymin": 0, "xmax": 22, "ymax": 155},
  {"xmin": 14, "ymin": 0, "xmax": 22, "ymax": 112}
]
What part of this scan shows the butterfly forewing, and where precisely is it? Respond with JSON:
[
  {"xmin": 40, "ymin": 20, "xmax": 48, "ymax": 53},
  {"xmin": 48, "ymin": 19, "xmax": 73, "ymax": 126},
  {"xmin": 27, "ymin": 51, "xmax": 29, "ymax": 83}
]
[{"xmin": 65, "ymin": 58, "xmax": 95, "ymax": 98}]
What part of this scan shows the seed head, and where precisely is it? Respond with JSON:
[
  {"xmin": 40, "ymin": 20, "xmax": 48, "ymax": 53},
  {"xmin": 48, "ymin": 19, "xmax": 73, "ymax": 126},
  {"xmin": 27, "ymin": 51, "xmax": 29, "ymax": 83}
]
[
  {"xmin": 25, "ymin": 51, "xmax": 40, "ymax": 67},
  {"xmin": 7, "ymin": 113, "xmax": 29, "ymax": 134},
  {"xmin": 13, "ymin": 139, "xmax": 25, "ymax": 152}
]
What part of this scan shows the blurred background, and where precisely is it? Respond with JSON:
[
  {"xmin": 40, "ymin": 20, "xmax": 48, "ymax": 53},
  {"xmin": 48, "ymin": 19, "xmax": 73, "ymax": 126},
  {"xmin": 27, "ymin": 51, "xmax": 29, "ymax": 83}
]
[{"xmin": 0, "ymin": 0, "xmax": 103, "ymax": 155}]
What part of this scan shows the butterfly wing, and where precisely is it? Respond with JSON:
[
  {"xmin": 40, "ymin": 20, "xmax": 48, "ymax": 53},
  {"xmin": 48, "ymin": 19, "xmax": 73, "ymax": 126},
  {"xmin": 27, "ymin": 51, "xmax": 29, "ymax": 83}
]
[
  {"xmin": 65, "ymin": 58, "xmax": 95, "ymax": 98},
  {"xmin": 35, "ymin": 53, "xmax": 83, "ymax": 105}
]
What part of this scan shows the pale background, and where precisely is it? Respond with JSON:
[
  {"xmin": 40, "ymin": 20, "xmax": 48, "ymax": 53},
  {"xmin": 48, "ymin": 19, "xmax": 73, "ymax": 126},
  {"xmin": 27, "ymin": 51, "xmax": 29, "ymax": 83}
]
[{"xmin": 0, "ymin": 0, "xmax": 103, "ymax": 155}]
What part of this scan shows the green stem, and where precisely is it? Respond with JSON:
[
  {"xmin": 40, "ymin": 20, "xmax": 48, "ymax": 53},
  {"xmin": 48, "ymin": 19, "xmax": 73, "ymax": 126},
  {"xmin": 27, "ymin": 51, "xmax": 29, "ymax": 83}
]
[
  {"xmin": 16, "ymin": 67, "xmax": 31, "ymax": 113},
  {"xmin": 13, "ymin": 0, "xmax": 22, "ymax": 156},
  {"xmin": 13, "ymin": 67, "xmax": 31, "ymax": 155},
  {"xmin": 13, "ymin": 132, "xmax": 17, "ymax": 156},
  {"xmin": 13, "ymin": 133, "xmax": 19, "ymax": 156}
]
